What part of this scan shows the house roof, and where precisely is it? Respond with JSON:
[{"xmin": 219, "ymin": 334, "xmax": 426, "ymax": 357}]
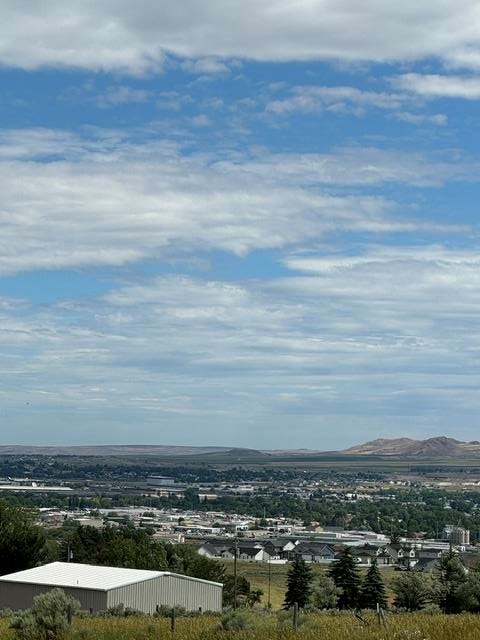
[
  {"xmin": 354, "ymin": 548, "xmax": 379, "ymax": 557},
  {"xmin": 236, "ymin": 546, "xmax": 263, "ymax": 555},
  {"xmin": 294, "ymin": 542, "xmax": 334, "ymax": 554},
  {"xmin": 0, "ymin": 562, "xmax": 223, "ymax": 591},
  {"xmin": 414, "ymin": 558, "xmax": 439, "ymax": 572}
]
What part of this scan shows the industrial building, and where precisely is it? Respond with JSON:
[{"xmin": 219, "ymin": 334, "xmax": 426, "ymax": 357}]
[{"xmin": 0, "ymin": 562, "xmax": 222, "ymax": 613}]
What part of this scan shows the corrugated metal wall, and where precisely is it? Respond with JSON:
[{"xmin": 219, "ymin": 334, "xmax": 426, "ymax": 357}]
[
  {"xmin": 0, "ymin": 574, "xmax": 222, "ymax": 614},
  {"xmin": 107, "ymin": 574, "xmax": 222, "ymax": 613},
  {"xmin": 0, "ymin": 582, "xmax": 107, "ymax": 612}
]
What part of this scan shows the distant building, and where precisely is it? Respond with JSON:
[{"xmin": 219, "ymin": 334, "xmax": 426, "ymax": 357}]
[
  {"xmin": 0, "ymin": 562, "xmax": 222, "ymax": 613},
  {"xmin": 449, "ymin": 527, "xmax": 470, "ymax": 546},
  {"xmin": 146, "ymin": 475, "xmax": 175, "ymax": 487}
]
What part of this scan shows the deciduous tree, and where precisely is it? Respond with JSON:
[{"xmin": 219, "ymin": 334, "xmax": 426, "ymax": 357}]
[
  {"xmin": 392, "ymin": 571, "xmax": 430, "ymax": 611},
  {"xmin": 0, "ymin": 499, "xmax": 45, "ymax": 575}
]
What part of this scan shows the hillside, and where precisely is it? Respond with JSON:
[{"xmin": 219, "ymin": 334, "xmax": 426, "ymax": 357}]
[
  {"xmin": 343, "ymin": 436, "xmax": 480, "ymax": 457},
  {"xmin": 0, "ymin": 444, "xmax": 245, "ymax": 457}
]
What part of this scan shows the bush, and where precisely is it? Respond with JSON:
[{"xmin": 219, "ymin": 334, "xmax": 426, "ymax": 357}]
[
  {"xmin": 276, "ymin": 608, "xmax": 307, "ymax": 629},
  {"xmin": 0, "ymin": 608, "xmax": 14, "ymax": 618},
  {"xmin": 100, "ymin": 604, "xmax": 143, "ymax": 617},
  {"xmin": 216, "ymin": 611, "xmax": 258, "ymax": 631},
  {"xmin": 11, "ymin": 588, "xmax": 80, "ymax": 640},
  {"xmin": 154, "ymin": 605, "xmax": 187, "ymax": 618}
]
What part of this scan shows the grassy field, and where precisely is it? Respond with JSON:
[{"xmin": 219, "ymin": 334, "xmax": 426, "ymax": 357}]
[
  {"xmin": 3, "ymin": 612, "xmax": 480, "ymax": 640},
  {"xmin": 226, "ymin": 561, "xmax": 398, "ymax": 609}
]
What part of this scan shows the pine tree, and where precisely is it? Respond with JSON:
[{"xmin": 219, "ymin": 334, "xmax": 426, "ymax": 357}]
[
  {"xmin": 437, "ymin": 553, "xmax": 467, "ymax": 614},
  {"xmin": 328, "ymin": 547, "xmax": 361, "ymax": 609},
  {"xmin": 283, "ymin": 555, "xmax": 313, "ymax": 609},
  {"xmin": 360, "ymin": 558, "xmax": 387, "ymax": 609}
]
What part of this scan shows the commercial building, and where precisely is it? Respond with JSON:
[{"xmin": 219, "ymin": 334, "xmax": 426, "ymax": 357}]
[
  {"xmin": 146, "ymin": 476, "xmax": 175, "ymax": 487},
  {"xmin": 449, "ymin": 527, "xmax": 470, "ymax": 546},
  {"xmin": 0, "ymin": 562, "xmax": 222, "ymax": 613}
]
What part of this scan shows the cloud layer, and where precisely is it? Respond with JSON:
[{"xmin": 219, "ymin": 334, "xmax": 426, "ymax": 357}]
[
  {"xmin": 3, "ymin": 243, "xmax": 480, "ymax": 447},
  {"xmin": 0, "ymin": 128, "xmax": 467, "ymax": 275},
  {"xmin": 2, "ymin": 2, "xmax": 480, "ymax": 72}
]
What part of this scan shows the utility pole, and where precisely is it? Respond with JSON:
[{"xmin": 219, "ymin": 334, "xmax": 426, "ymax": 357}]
[
  {"xmin": 233, "ymin": 537, "xmax": 238, "ymax": 610},
  {"xmin": 267, "ymin": 554, "xmax": 271, "ymax": 609}
]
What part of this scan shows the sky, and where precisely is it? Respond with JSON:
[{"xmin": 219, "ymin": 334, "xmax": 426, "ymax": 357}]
[{"xmin": 2, "ymin": 1, "xmax": 480, "ymax": 449}]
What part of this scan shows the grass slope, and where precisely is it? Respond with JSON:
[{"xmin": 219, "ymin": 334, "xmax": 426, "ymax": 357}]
[
  {"xmin": 225, "ymin": 561, "xmax": 399, "ymax": 609},
  {"xmin": 3, "ymin": 612, "xmax": 480, "ymax": 640}
]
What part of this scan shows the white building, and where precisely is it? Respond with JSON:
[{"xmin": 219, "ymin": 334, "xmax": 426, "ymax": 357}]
[{"xmin": 0, "ymin": 562, "xmax": 223, "ymax": 613}]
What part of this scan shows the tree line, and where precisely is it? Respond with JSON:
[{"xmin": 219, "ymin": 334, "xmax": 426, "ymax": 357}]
[
  {"xmin": 284, "ymin": 547, "xmax": 480, "ymax": 614},
  {"xmin": 4, "ymin": 486, "xmax": 480, "ymax": 541}
]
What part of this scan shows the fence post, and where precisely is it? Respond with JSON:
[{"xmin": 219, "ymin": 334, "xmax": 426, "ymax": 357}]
[
  {"xmin": 171, "ymin": 606, "xmax": 176, "ymax": 633},
  {"xmin": 293, "ymin": 602, "xmax": 299, "ymax": 630}
]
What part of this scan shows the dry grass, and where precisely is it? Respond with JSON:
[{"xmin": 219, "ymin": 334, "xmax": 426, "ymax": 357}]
[
  {"xmin": 3, "ymin": 612, "xmax": 480, "ymax": 640},
  {"xmin": 226, "ymin": 561, "xmax": 399, "ymax": 609},
  {"xmin": 71, "ymin": 613, "xmax": 480, "ymax": 640}
]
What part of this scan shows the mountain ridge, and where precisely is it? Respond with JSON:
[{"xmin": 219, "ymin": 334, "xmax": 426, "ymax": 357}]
[
  {"xmin": 0, "ymin": 437, "xmax": 479, "ymax": 458},
  {"xmin": 342, "ymin": 436, "xmax": 480, "ymax": 457}
]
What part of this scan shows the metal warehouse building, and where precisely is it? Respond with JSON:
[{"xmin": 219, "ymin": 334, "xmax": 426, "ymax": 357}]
[{"xmin": 0, "ymin": 562, "xmax": 223, "ymax": 613}]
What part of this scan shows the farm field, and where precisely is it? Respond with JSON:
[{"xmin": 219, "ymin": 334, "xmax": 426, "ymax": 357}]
[{"xmin": 3, "ymin": 612, "xmax": 480, "ymax": 640}]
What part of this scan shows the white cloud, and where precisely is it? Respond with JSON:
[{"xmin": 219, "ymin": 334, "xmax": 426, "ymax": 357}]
[
  {"xmin": 189, "ymin": 114, "xmax": 211, "ymax": 127},
  {"xmin": 156, "ymin": 91, "xmax": 193, "ymax": 111},
  {"xmin": 2, "ymin": 2, "xmax": 480, "ymax": 73},
  {"xmin": 266, "ymin": 85, "xmax": 405, "ymax": 116},
  {"xmin": 0, "ymin": 128, "xmax": 462, "ymax": 275},
  {"xmin": 284, "ymin": 245, "xmax": 480, "ymax": 274},
  {"xmin": 394, "ymin": 111, "xmax": 448, "ymax": 125},
  {"xmin": 179, "ymin": 57, "xmax": 231, "ymax": 75},
  {"xmin": 395, "ymin": 73, "xmax": 480, "ymax": 99},
  {"xmin": 215, "ymin": 147, "xmax": 474, "ymax": 188},
  {"xmin": 3, "ymin": 245, "xmax": 480, "ymax": 446},
  {"xmin": 264, "ymin": 85, "xmax": 448, "ymax": 125},
  {"xmin": 95, "ymin": 86, "xmax": 151, "ymax": 108}
]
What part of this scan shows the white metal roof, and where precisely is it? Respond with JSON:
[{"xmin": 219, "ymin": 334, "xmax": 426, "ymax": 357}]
[
  {"xmin": 0, "ymin": 562, "xmax": 165, "ymax": 591},
  {"xmin": 0, "ymin": 562, "xmax": 223, "ymax": 591}
]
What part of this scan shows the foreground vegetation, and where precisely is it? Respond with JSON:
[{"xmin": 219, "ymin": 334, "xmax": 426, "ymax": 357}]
[{"xmin": 6, "ymin": 610, "xmax": 480, "ymax": 640}]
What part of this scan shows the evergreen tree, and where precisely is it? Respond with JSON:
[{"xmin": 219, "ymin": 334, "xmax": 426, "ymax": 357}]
[
  {"xmin": 436, "ymin": 553, "xmax": 467, "ymax": 614},
  {"xmin": 223, "ymin": 576, "xmax": 252, "ymax": 607},
  {"xmin": 328, "ymin": 547, "xmax": 361, "ymax": 609},
  {"xmin": 283, "ymin": 555, "xmax": 313, "ymax": 609},
  {"xmin": 360, "ymin": 559, "xmax": 387, "ymax": 609}
]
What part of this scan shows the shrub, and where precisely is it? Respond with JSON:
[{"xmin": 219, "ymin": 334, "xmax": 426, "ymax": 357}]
[
  {"xmin": 100, "ymin": 603, "xmax": 143, "ymax": 617},
  {"xmin": 154, "ymin": 605, "xmax": 187, "ymax": 618},
  {"xmin": 11, "ymin": 588, "xmax": 80, "ymax": 640},
  {"xmin": 216, "ymin": 610, "xmax": 258, "ymax": 631}
]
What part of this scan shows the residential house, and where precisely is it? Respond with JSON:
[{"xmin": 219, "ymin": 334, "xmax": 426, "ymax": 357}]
[
  {"xmin": 386, "ymin": 543, "xmax": 417, "ymax": 567},
  {"xmin": 289, "ymin": 542, "xmax": 336, "ymax": 563}
]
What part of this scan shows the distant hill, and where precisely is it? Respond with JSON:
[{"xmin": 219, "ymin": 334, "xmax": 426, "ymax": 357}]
[
  {"xmin": 342, "ymin": 436, "xmax": 480, "ymax": 457},
  {"xmin": 0, "ymin": 444, "xmax": 241, "ymax": 457},
  {"xmin": 0, "ymin": 444, "xmax": 272, "ymax": 462},
  {"xmin": 2, "ymin": 438, "xmax": 480, "ymax": 459}
]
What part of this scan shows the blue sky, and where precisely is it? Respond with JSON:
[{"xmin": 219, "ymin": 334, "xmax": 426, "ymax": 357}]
[{"xmin": 2, "ymin": 1, "xmax": 480, "ymax": 449}]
